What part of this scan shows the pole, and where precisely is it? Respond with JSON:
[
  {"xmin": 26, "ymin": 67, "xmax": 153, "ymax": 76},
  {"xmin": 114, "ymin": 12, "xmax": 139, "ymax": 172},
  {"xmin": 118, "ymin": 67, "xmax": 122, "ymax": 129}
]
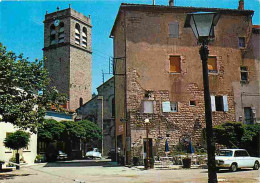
[
  {"xmin": 146, "ymin": 123, "xmax": 150, "ymax": 169},
  {"xmin": 199, "ymin": 40, "xmax": 218, "ymax": 183}
]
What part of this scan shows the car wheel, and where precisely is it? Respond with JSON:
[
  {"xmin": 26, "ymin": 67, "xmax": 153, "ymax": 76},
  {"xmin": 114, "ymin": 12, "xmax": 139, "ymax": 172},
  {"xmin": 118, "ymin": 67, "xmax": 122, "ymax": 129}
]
[
  {"xmin": 253, "ymin": 161, "xmax": 259, "ymax": 170},
  {"xmin": 230, "ymin": 163, "xmax": 237, "ymax": 172}
]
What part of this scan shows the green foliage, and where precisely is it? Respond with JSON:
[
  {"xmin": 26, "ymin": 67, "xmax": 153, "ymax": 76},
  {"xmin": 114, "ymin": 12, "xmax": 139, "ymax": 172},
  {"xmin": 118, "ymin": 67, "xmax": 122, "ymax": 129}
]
[
  {"xmin": 0, "ymin": 43, "xmax": 67, "ymax": 133},
  {"xmin": 38, "ymin": 119, "xmax": 65, "ymax": 143},
  {"xmin": 35, "ymin": 154, "xmax": 45, "ymax": 163},
  {"xmin": 77, "ymin": 120, "xmax": 102, "ymax": 143},
  {"xmin": 62, "ymin": 120, "xmax": 86, "ymax": 139},
  {"xmin": 4, "ymin": 130, "xmax": 30, "ymax": 151},
  {"xmin": 212, "ymin": 121, "xmax": 260, "ymax": 156}
]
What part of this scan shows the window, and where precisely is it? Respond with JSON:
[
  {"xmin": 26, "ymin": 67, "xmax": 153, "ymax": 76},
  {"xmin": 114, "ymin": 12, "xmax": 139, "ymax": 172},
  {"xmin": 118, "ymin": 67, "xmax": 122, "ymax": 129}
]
[
  {"xmin": 143, "ymin": 101, "xmax": 154, "ymax": 113},
  {"xmin": 162, "ymin": 101, "xmax": 178, "ymax": 112},
  {"xmin": 169, "ymin": 56, "xmax": 181, "ymax": 73},
  {"xmin": 211, "ymin": 95, "xmax": 228, "ymax": 112},
  {"xmin": 168, "ymin": 22, "xmax": 179, "ymax": 38},
  {"xmin": 82, "ymin": 27, "xmax": 87, "ymax": 48},
  {"xmin": 112, "ymin": 97, "xmax": 115, "ymax": 117},
  {"xmin": 50, "ymin": 24, "xmax": 56, "ymax": 45},
  {"xmin": 58, "ymin": 22, "xmax": 65, "ymax": 43},
  {"xmin": 240, "ymin": 66, "xmax": 248, "ymax": 81},
  {"xmin": 244, "ymin": 107, "xmax": 254, "ymax": 124},
  {"xmin": 190, "ymin": 101, "xmax": 196, "ymax": 106},
  {"xmin": 170, "ymin": 102, "xmax": 178, "ymax": 112},
  {"xmin": 239, "ymin": 37, "xmax": 245, "ymax": 48},
  {"xmin": 79, "ymin": 97, "xmax": 83, "ymax": 107},
  {"xmin": 75, "ymin": 23, "xmax": 80, "ymax": 45},
  {"xmin": 208, "ymin": 57, "xmax": 217, "ymax": 73}
]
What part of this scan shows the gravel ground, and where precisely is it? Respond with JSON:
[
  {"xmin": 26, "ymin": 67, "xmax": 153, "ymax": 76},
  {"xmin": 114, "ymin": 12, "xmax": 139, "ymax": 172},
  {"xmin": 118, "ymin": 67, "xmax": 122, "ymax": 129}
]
[{"xmin": 0, "ymin": 160, "xmax": 259, "ymax": 183}]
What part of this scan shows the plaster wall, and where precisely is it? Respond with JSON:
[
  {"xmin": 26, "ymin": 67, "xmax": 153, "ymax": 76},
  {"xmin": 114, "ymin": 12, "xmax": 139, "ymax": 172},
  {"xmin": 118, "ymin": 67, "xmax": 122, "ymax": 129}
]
[{"xmin": 0, "ymin": 123, "xmax": 37, "ymax": 166}]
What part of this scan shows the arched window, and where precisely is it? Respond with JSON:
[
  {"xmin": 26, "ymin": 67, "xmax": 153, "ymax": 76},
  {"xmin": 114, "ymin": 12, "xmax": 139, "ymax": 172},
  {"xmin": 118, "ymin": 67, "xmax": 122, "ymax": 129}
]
[
  {"xmin": 112, "ymin": 97, "xmax": 115, "ymax": 117},
  {"xmin": 50, "ymin": 24, "xmax": 56, "ymax": 45},
  {"xmin": 82, "ymin": 27, "xmax": 87, "ymax": 48},
  {"xmin": 79, "ymin": 97, "xmax": 83, "ymax": 107},
  {"xmin": 75, "ymin": 23, "xmax": 80, "ymax": 45},
  {"xmin": 58, "ymin": 22, "xmax": 65, "ymax": 43}
]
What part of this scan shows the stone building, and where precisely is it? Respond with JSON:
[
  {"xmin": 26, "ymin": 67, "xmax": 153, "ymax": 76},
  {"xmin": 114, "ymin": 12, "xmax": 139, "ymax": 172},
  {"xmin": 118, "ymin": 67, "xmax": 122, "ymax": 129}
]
[
  {"xmin": 43, "ymin": 7, "xmax": 92, "ymax": 111},
  {"xmin": 110, "ymin": 1, "xmax": 259, "ymax": 164},
  {"xmin": 77, "ymin": 77, "xmax": 115, "ymax": 156}
]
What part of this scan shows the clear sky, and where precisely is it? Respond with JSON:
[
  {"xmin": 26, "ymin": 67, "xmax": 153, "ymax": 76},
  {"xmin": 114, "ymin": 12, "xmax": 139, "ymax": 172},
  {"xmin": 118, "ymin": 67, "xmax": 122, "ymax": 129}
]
[{"xmin": 0, "ymin": 0, "xmax": 259, "ymax": 93}]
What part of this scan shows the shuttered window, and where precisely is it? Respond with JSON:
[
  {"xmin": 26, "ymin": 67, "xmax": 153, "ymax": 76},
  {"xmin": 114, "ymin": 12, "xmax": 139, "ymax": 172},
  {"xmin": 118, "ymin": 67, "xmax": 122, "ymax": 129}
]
[
  {"xmin": 211, "ymin": 95, "xmax": 228, "ymax": 112},
  {"xmin": 208, "ymin": 57, "xmax": 217, "ymax": 73},
  {"xmin": 168, "ymin": 22, "xmax": 179, "ymax": 38},
  {"xmin": 169, "ymin": 56, "xmax": 181, "ymax": 73}
]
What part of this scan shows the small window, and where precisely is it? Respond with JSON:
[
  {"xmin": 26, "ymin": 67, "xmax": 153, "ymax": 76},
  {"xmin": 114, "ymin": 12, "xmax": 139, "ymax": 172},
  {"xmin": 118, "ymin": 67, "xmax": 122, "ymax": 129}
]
[
  {"xmin": 143, "ymin": 101, "xmax": 154, "ymax": 113},
  {"xmin": 190, "ymin": 101, "xmax": 196, "ymax": 106},
  {"xmin": 82, "ymin": 27, "xmax": 87, "ymax": 48},
  {"xmin": 215, "ymin": 96, "xmax": 224, "ymax": 111},
  {"xmin": 240, "ymin": 66, "xmax": 248, "ymax": 81},
  {"xmin": 170, "ymin": 102, "xmax": 178, "ymax": 112},
  {"xmin": 112, "ymin": 97, "xmax": 115, "ymax": 117},
  {"xmin": 169, "ymin": 56, "xmax": 181, "ymax": 73},
  {"xmin": 58, "ymin": 22, "xmax": 65, "ymax": 43},
  {"xmin": 50, "ymin": 24, "xmax": 56, "ymax": 45},
  {"xmin": 79, "ymin": 97, "xmax": 83, "ymax": 107},
  {"xmin": 244, "ymin": 107, "xmax": 254, "ymax": 124},
  {"xmin": 239, "ymin": 37, "xmax": 245, "ymax": 48},
  {"xmin": 75, "ymin": 23, "xmax": 80, "ymax": 45},
  {"xmin": 211, "ymin": 95, "xmax": 228, "ymax": 112},
  {"xmin": 208, "ymin": 57, "xmax": 217, "ymax": 73},
  {"xmin": 168, "ymin": 22, "xmax": 179, "ymax": 38}
]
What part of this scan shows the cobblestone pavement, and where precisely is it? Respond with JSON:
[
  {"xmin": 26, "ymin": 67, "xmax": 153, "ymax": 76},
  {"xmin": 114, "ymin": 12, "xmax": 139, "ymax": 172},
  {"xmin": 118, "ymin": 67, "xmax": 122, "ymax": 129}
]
[{"xmin": 0, "ymin": 160, "xmax": 259, "ymax": 183}]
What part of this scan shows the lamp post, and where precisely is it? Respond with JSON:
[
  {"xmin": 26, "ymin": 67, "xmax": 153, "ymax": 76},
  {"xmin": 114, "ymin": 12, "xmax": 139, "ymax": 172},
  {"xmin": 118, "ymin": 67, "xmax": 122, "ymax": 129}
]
[
  {"xmin": 144, "ymin": 118, "xmax": 150, "ymax": 169},
  {"xmin": 184, "ymin": 12, "xmax": 220, "ymax": 183}
]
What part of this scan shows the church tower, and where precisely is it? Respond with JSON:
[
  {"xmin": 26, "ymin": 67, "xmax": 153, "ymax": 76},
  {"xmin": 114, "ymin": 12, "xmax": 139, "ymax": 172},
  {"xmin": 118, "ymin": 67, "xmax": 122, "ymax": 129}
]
[{"xmin": 43, "ymin": 7, "xmax": 92, "ymax": 110}]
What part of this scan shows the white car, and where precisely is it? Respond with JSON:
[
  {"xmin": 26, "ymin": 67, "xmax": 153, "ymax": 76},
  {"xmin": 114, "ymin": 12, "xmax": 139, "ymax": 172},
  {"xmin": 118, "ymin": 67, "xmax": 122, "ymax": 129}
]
[
  {"xmin": 215, "ymin": 149, "xmax": 260, "ymax": 172},
  {"xmin": 85, "ymin": 148, "xmax": 102, "ymax": 159}
]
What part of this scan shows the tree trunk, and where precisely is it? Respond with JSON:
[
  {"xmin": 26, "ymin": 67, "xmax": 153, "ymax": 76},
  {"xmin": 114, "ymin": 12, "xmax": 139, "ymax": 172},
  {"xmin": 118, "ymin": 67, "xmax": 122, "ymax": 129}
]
[{"xmin": 16, "ymin": 151, "xmax": 20, "ymax": 170}]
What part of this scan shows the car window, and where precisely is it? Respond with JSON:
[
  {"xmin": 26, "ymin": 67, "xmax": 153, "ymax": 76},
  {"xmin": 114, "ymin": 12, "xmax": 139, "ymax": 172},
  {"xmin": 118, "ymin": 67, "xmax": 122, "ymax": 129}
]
[{"xmin": 218, "ymin": 150, "xmax": 233, "ymax": 156}]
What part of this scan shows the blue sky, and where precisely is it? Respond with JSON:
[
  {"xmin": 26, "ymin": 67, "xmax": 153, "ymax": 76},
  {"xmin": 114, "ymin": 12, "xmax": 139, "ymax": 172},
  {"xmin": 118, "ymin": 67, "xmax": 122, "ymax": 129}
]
[{"xmin": 0, "ymin": 0, "xmax": 259, "ymax": 93}]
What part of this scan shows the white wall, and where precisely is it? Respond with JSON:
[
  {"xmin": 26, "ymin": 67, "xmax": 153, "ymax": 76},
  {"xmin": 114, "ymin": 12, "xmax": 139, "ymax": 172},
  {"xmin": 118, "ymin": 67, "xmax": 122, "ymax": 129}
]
[{"xmin": 0, "ymin": 122, "xmax": 37, "ymax": 166}]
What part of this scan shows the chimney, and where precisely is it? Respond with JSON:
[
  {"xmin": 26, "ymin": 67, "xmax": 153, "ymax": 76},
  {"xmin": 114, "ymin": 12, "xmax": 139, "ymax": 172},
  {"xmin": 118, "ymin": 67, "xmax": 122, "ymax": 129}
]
[
  {"xmin": 238, "ymin": 0, "xmax": 244, "ymax": 10},
  {"xmin": 169, "ymin": 0, "xmax": 174, "ymax": 6}
]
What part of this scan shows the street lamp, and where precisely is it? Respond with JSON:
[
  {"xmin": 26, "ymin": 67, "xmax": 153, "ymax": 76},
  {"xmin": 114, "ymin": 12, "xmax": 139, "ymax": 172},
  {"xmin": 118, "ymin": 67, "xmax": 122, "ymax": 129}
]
[
  {"xmin": 184, "ymin": 12, "xmax": 220, "ymax": 183},
  {"xmin": 144, "ymin": 118, "xmax": 150, "ymax": 169}
]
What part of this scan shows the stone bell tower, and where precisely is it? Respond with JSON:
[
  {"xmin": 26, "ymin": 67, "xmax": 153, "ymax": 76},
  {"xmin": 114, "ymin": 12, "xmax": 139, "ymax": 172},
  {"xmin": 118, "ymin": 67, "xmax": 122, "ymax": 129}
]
[{"xmin": 43, "ymin": 7, "xmax": 92, "ymax": 111}]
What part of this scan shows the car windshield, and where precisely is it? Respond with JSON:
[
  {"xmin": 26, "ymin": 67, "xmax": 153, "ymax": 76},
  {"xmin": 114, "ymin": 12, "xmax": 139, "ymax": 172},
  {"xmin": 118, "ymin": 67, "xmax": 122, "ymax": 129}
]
[{"xmin": 218, "ymin": 150, "xmax": 233, "ymax": 156}]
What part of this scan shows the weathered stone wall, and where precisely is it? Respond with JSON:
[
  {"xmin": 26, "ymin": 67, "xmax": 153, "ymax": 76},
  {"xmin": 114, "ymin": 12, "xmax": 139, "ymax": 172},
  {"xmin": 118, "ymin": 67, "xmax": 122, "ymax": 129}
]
[
  {"xmin": 122, "ymin": 9, "xmax": 254, "ymax": 158},
  {"xmin": 43, "ymin": 8, "xmax": 92, "ymax": 111}
]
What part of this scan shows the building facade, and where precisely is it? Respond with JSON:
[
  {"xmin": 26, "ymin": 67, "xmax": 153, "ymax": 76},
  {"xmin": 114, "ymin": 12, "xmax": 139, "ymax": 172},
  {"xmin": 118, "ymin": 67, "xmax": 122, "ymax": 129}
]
[
  {"xmin": 0, "ymin": 123, "xmax": 37, "ymax": 166},
  {"xmin": 77, "ymin": 77, "xmax": 115, "ymax": 156},
  {"xmin": 43, "ymin": 7, "xmax": 92, "ymax": 111},
  {"xmin": 110, "ymin": 2, "xmax": 259, "ymax": 164}
]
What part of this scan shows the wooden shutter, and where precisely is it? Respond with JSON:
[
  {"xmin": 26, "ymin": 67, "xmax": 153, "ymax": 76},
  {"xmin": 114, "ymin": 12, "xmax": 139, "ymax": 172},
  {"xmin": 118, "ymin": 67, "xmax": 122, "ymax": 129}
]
[
  {"xmin": 170, "ymin": 56, "xmax": 181, "ymax": 73},
  {"xmin": 223, "ymin": 95, "xmax": 228, "ymax": 112},
  {"xmin": 211, "ymin": 96, "xmax": 216, "ymax": 111},
  {"xmin": 169, "ymin": 22, "xmax": 179, "ymax": 38}
]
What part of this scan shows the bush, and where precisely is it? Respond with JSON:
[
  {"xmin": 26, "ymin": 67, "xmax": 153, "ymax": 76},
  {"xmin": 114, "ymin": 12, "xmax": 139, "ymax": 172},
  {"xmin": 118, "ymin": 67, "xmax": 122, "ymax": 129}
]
[
  {"xmin": 35, "ymin": 154, "xmax": 45, "ymax": 163},
  {"xmin": 205, "ymin": 122, "xmax": 260, "ymax": 156}
]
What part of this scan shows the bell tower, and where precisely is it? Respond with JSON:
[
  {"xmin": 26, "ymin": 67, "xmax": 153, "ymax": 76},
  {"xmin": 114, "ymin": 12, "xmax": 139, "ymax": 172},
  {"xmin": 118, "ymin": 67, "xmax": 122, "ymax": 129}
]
[{"xmin": 43, "ymin": 7, "xmax": 92, "ymax": 110}]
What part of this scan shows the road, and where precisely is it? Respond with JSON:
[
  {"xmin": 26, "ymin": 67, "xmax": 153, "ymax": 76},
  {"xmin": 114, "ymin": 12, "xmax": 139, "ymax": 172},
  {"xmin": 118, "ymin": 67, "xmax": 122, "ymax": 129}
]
[{"xmin": 0, "ymin": 160, "xmax": 259, "ymax": 183}]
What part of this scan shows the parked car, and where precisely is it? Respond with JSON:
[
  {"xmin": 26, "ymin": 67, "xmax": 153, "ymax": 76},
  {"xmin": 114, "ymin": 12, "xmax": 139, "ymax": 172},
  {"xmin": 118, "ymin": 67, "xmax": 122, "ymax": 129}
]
[
  {"xmin": 215, "ymin": 149, "xmax": 260, "ymax": 172},
  {"xmin": 85, "ymin": 148, "xmax": 102, "ymax": 159},
  {"xmin": 57, "ymin": 151, "xmax": 67, "ymax": 160}
]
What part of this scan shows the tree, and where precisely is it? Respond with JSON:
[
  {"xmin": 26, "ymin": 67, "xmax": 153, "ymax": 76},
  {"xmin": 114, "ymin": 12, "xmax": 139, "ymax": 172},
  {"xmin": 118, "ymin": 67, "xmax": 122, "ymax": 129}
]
[
  {"xmin": 38, "ymin": 119, "xmax": 65, "ymax": 143},
  {"xmin": 0, "ymin": 43, "xmax": 67, "ymax": 133},
  {"xmin": 213, "ymin": 122, "xmax": 260, "ymax": 156},
  {"xmin": 77, "ymin": 120, "xmax": 102, "ymax": 155},
  {"xmin": 4, "ymin": 130, "xmax": 30, "ymax": 169}
]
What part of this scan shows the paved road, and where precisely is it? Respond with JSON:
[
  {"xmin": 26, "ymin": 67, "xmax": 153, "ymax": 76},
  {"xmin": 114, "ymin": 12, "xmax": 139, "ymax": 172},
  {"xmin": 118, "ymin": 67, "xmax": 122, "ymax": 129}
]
[{"xmin": 0, "ymin": 160, "xmax": 259, "ymax": 183}]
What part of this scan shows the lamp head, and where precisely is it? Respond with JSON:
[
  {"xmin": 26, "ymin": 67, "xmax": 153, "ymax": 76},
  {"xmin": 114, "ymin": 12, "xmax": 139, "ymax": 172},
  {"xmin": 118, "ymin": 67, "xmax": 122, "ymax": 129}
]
[
  {"xmin": 184, "ymin": 12, "xmax": 220, "ymax": 43},
  {"xmin": 144, "ymin": 118, "xmax": 150, "ymax": 124}
]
